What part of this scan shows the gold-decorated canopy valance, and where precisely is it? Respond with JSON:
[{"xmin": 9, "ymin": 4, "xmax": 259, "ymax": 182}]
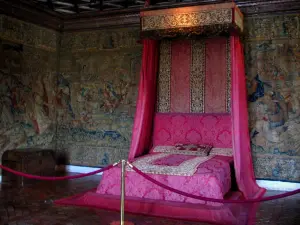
[{"xmin": 140, "ymin": 3, "xmax": 243, "ymax": 39}]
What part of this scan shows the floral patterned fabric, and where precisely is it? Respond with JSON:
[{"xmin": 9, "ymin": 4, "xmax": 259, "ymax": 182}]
[
  {"xmin": 152, "ymin": 145, "xmax": 212, "ymax": 156},
  {"xmin": 175, "ymin": 143, "xmax": 212, "ymax": 154},
  {"xmin": 152, "ymin": 146, "xmax": 204, "ymax": 156},
  {"xmin": 152, "ymin": 113, "xmax": 232, "ymax": 148}
]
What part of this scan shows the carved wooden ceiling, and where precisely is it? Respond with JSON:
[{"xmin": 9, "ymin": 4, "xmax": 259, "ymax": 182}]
[
  {"xmin": 32, "ymin": 0, "xmax": 146, "ymax": 14},
  {"xmin": 1, "ymin": 0, "xmax": 300, "ymax": 31},
  {"xmin": 20, "ymin": 0, "xmax": 300, "ymax": 15}
]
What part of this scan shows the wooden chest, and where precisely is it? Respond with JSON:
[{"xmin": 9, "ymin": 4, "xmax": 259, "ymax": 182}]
[{"xmin": 1, "ymin": 149, "xmax": 56, "ymax": 186}]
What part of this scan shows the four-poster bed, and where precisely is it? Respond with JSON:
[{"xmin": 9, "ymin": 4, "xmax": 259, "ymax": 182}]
[{"xmin": 57, "ymin": 2, "xmax": 266, "ymax": 224}]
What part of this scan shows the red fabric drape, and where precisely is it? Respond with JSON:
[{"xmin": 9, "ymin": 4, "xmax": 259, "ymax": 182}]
[
  {"xmin": 128, "ymin": 39, "xmax": 159, "ymax": 160},
  {"xmin": 230, "ymin": 34, "xmax": 266, "ymax": 199},
  {"xmin": 170, "ymin": 40, "xmax": 191, "ymax": 113},
  {"xmin": 205, "ymin": 37, "xmax": 227, "ymax": 113}
]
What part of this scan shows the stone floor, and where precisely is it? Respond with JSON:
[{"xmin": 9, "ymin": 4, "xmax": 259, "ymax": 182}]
[{"xmin": 0, "ymin": 173, "xmax": 300, "ymax": 225}]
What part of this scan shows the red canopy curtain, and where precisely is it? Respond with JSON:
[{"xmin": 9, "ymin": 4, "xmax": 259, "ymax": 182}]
[
  {"xmin": 128, "ymin": 39, "xmax": 159, "ymax": 160},
  {"xmin": 230, "ymin": 34, "xmax": 266, "ymax": 199}
]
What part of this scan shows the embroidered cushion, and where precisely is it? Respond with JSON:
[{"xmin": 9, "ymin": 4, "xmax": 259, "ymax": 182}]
[
  {"xmin": 209, "ymin": 148, "xmax": 233, "ymax": 157},
  {"xmin": 175, "ymin": 143, "xmax": 212, "ymax": 155},
  {"xmin": 152, "ymin": 144, "xmax": 212, "ymax": 156}
]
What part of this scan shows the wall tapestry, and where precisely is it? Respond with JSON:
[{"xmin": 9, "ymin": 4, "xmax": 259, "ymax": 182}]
[
  {"xmin": 58, "ymin": 29, "xmax": 142, "ymax": 166},
  {"xmin": 0, "ymin": 15, "xmax": 58, "ymax": 159},
  {"xmin": 245, "ymin": 14, "xmax": 300, "ymax": 181}
]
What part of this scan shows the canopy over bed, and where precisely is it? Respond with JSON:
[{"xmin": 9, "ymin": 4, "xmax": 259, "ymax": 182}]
[
  {"xmin": 140, "ymin": 2, "xmax": 243, "ymax": 39},
  {"xmin": 130, "ymin": 2, "xmax": 264, "ymax": 200}
]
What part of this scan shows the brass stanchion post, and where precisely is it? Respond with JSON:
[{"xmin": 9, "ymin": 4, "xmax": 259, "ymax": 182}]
[{"xmin": 120, "ymin": 159, "xmax": 126, "ymax": 225}]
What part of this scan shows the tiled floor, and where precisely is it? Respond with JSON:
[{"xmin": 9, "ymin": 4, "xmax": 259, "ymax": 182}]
[{"xmin": 0, "ymin": 173, "xmax": 300, "ymax": 225}]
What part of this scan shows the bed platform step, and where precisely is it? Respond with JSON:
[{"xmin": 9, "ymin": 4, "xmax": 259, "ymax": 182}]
[{"xmin": 55, "ymin": 190, "xmax": 254, "ymax": 225}]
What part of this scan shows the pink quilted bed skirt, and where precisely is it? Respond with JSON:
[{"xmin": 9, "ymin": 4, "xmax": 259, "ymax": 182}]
[{"xmin": 97, "ymin": 154, "xmax": 233, "ymax": 204}]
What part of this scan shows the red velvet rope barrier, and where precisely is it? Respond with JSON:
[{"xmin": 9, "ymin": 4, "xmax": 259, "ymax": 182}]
[
  {"xmin": 0, "ymin": 163, "xmax": 116, "ymax": 181},
  {"xmin": 129, "ymin": 163, "xmax": 300, "ymax": 203},
  {"xmin": 1, "ymin": 160, "xmax": 300, "ymax": 203}
]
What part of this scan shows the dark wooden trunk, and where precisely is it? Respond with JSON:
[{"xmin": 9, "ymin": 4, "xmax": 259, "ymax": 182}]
[{"xmin": 2, "ymin": 149, "xmax": 56, "ymax": 186}]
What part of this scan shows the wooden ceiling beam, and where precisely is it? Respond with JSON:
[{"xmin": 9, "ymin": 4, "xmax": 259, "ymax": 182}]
[
  {"xmin": 237, "ymin": 0, "xmax": 300, "ymax": 15},
  {"xmin": 72, "ymin": 0, "xmax": 80, "ymax": 13},
  {"xmin": 124, "ymin": 0, "xmax": 129, "ymax": 8},
  {"xmin": 99, "ymin": 0, "xmax": 104, "ymax": 10},
  {"xmin": 47, "ymin": 0, "xmax": 54, "ymax": 10}
]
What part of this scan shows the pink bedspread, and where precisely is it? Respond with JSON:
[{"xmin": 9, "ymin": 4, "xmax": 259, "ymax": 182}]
[{"xmin": 97, "ymin": 154, "xmax": 233, "ymax": 204}]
